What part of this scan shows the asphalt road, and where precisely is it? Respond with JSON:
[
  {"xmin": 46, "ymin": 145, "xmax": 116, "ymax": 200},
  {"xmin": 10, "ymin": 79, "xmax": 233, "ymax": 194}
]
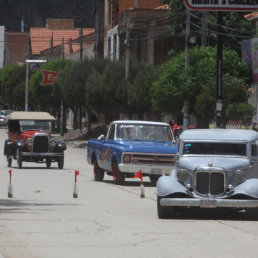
[{"xmin": 0, "ymin": 127, "xmax": 258, "ymax": 258}]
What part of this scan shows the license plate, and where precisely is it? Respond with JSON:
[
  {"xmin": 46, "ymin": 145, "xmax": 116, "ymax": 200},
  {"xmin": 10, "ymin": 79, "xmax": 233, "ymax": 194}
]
[
  {"xmin": 200, "ymin": 199, "xmax": 217, "ymax": 208},
  {"xmin": 151, "ymin": 168, "xmax": 162, "ymax": 175}
]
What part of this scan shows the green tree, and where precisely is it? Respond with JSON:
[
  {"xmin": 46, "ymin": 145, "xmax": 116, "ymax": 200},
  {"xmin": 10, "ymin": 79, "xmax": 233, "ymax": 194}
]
[
  {"xmin": 127, "ymin": 59, "xmax": 159, "ymax": 119},
  {"xmin": 151, "ymin": 46, "xmax": 249, "ymax": 127},
  {"xmin": 194, "ymin": 74, "xmax": 251, "ymax": 128},
  {"xmin": 85, "ymin": 59, "xmax": 128, "ymax": 123},
  {"xmin": 0, "ymin": 64, "xmax": 26, "ymax": 110},
  {"xmin": 57, "ymin": 58, "xmax": 99, "ymax": 129},
  {"xmin": 85, "ymin": 58, "xmax": 159, "ymax": 122},
  {"xmin": 226, "ymin": 102, "xmax": 255, "ymax": 128},
  {"xmin": 29, "ymin": 59, "xmax": 71, "ymax": 114}
]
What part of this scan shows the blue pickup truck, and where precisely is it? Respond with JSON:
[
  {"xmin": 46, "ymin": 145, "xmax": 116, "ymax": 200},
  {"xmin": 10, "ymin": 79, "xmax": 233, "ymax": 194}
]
[{"xmin": 87, "ymin": 120, "xmax": 178, "ymax": 185}]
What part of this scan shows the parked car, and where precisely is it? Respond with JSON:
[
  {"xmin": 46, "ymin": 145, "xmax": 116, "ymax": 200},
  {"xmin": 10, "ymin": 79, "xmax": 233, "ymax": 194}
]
[
  {"xmin": 4, "ymin": 111, "xmax": 66, "ymax": 169},
  {"xmin": 157, "ymin": 129, "xmax": 258, "ymax": 219},
  {"xmin": 0, "ymin": 110, "xmax": 13, "ymax": 126},
  {"xmin": 87, "ymin": 120, "xmax": 178, "ymax": 185}
]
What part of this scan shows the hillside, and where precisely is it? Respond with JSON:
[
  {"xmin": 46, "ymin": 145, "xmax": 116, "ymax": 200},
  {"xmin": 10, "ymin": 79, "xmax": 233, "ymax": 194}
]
[{"xmin": 0, "ymin": 0, "xmax": 96, "ymax": 31}]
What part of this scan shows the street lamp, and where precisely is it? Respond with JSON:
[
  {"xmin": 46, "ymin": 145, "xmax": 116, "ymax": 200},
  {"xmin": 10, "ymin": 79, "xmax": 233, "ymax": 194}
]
[{"xmin": 25, "ymin": 59, "xmax": 47, "ymax": 111}]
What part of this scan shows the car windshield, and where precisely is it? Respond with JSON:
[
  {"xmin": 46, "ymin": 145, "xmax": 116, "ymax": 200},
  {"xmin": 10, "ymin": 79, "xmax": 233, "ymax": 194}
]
[
  {"xmin": 182, "ymin": 142, "xmax": 246, "ymax": 156},
  {"xmin": 19, "ymin": 120, "xmax": 51, "ymax": 132},
  {"xmin": 116, "ymin": 124, "xmax": 173, "ymax": 141}
]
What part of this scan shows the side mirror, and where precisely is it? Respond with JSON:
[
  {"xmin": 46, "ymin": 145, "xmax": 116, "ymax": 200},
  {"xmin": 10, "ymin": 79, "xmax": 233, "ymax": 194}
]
[{"xmin": 98, "ymin": 134, "xmax": 105, "ymax": 141}]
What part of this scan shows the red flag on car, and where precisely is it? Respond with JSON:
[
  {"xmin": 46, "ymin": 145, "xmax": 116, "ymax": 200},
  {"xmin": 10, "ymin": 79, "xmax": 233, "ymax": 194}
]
[{"xmin": 134, "ymin": 169, "xmax": 143, "ymax": 183}]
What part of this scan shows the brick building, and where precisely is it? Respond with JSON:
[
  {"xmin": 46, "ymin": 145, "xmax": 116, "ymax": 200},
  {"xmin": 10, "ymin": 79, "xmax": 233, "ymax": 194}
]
[
  {"xmin": 30, "ymin": 19, "xmax": 95, "ymax": 60},
  {"xmin": 103, "ymin": 0, "xmax": 172, "ymax": 65},
  {"xmin": 4, "ymin": 32, "xmax": 29, "ymax": 65}
]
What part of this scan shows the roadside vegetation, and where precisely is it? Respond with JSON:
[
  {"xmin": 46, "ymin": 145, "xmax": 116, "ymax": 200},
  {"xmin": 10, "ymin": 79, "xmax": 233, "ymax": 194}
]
[{"xmin": 0, "ymin": 0, "xmax": 255, "ymax": 129}]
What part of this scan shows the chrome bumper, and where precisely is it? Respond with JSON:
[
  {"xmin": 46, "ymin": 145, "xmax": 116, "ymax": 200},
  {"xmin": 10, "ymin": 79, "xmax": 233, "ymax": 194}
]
[
  {"xmin": 160, "ymin": 197, "xmax": 258, "ymax": 208},
  {"xmin": 21, "ymin": 152, "xmax": 63, "ymax": 157},
  {"xmin": 118, "ymin": 163, "xmax": 173, "ymax": 175}
]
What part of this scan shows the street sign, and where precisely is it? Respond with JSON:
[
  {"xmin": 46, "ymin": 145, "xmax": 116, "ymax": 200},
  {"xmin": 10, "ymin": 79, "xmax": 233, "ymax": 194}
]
[{"xmin": 184, "ymin": 0, "xmax": 258, "ymax": 11}]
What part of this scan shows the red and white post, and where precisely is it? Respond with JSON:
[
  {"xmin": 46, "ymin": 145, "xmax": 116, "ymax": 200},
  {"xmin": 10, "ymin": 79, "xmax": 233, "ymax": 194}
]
[
  {"xmin": 8, "ymin": 169, "xmax": 13, "ymax": 198},
  {"xmin": 73, "ymin": 170, "xmax": 79, "ymax": 198}
]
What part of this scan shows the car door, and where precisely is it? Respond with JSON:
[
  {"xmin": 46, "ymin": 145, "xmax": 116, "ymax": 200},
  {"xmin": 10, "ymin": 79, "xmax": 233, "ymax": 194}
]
[{"xmin": 100, "ymin": 124, "xmax": 115, "ymax": 171}]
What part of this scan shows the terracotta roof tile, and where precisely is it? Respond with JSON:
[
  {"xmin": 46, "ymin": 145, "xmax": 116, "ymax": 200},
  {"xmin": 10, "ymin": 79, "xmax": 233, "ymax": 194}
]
[
  {"xmin": 30, "ymin": 28, "xmax": 94, "ymax": 55},
  {"xmin": 155, "ymin": 4, "xmax": 170, "ymax": 10},
  {"xmin": 244, "ymin": 12, "xmax": 258, "ymax": 21}
]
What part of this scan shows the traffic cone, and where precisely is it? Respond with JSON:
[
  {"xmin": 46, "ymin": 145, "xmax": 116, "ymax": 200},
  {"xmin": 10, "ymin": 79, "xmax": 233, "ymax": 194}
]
[
  {"xmin": 8, "ymin": 169, "xmax": 13, "ymax": 198},
  {"xmin": 140, "ymin": 183, "xmax": 145, "ymax": 198},
  {"xmin": 73, "ymin": 170, "xmax": 79, "ymax": 198}
]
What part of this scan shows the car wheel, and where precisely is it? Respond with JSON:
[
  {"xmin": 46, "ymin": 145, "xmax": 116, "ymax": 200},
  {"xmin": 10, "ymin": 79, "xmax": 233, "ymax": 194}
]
[
  {"xmin": 149, "ymin": 175, "xmax": 160, "ymax": 186},
  {"xmin": 112, "ymin": 162, "xmax": 125, "ymax": 185},
  {"xmin": 157, "ymin": 196, "xmax": 176, "ymax": 219},
  {"xmin": 58, "ymin": 154, "xmax": 64, "ymax": 169},
  {"xmin": 7, "ymin": 156, "xmax": 12, "ymax": 167},
  {"xmin": 46, "ymin": 158, "xmax": 51, "ymax": 168},
  {"xmin": 246, "ymin": 208, "xmax": 258, "ymax": 220},
  {"xmin": 17, "ymin": 149, "xmax": 22, "ymax": 169},
  {"xmin": 93, "ymin": 160, "xmax": 104, "ymax": 181}
]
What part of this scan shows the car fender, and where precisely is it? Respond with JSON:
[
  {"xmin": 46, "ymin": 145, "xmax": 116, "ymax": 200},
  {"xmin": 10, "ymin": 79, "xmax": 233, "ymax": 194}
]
[
  {"xmin": 110, "ymin": 150, "xmax": 120, "ymax": 170},
  {"xmin": 232, "ymin": 179, "xmax": 258, "ymax": 199},
  {"xmin": 56, "ymin": 141, "xmax": 66, "ymax": 152},
  {"xmin": 4, "ymin": 139, "xmax": 14, "ymax": 156},
  {"xmin": 16, "ymin": 140, "xmax": 25, "ymax": 151},
  {"xmin": 157, "ymin": 170, "xmax": 190, "ymax": 197}
]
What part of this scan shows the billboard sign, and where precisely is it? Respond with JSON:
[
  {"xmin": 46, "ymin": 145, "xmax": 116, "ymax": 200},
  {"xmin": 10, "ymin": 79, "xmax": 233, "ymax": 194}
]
[
  {"xmin": 185, "ymin": 0, "xmax": 258, "ymax": 11},
  {"xmin": 241, "ymin": 38, "xmax": 258, "ymax": 84}
]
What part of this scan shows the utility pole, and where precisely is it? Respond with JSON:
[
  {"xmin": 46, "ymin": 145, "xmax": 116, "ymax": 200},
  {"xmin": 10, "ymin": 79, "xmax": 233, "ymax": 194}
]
[
  {"xmin": 216, "ymin": 12, "xmax": 223, "ymax": 128},
  {"xmin": 50, "ymin": 32, "xmax": 53, "ymax": 61},
  {"xmin": 125, "ymin": 10, "xmax": 130, "ymax": 80},
  {"xmin": 25, "ymin": 62, "xmax": 29, "ymax": 111},
  {"xmin": 61, "ymin": 37, "xmax": 64, "ymax": 60},
  {"xmin": 201, "ymin": 12, "xmax": 207, "ymax": 46},
  {"xmin": 60, "ymin": 37, "xmax": 65, "ymax": 136},
  {"xmin": 80, "ymin": 28, "xmax": 83, "ymax": 61},
  {"xmin": 183, "ymin": 9, "xmax": 190, "ymax": 131}
]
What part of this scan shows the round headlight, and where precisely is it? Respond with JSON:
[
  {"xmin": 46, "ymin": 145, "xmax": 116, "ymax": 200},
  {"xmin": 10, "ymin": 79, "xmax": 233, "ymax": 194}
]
[
  {"xmin": 26, "ymin": 138, "xmax": 32, "ymax": 146},
  {"xmin": 177, "ymin": 169, "xmax": 189, "ymax": 182},
  {"xmin": 232, "ymin": 169, "xmax": 244, "ymax": 184},
  {"xmin": 123, "ymin": 154, "xmax": 131, "ymax": 163},
  {"xmin": 50, "ymin": 138, "xmax": 56, "ymax": 147}
]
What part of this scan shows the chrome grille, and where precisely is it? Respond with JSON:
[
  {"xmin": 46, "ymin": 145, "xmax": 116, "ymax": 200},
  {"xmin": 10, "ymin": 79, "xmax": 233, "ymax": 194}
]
[
  {"xmin": 32, "ymin": 135, "xmax": 49, "ymax": 152},
  {"xmin": 196, "ymin": 171, "xmax": 225, "ymax": 196},
  {"xmin": 126, "ymin": 153, "xmax": 175, "ymax": 165}
]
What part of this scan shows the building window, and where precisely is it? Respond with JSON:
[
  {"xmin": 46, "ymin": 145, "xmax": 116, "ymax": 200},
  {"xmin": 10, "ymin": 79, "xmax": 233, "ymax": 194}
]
[
  {"xmin": 113, "ymin": 34, "xmax": 117, "ymax": 60},
  {"xmin": 108, "ymin": 37, "xmax": 111, "ymax": 59}
]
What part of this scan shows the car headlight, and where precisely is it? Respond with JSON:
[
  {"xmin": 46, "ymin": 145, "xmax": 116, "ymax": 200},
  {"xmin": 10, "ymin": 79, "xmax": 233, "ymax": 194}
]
[
  {"xmin": 123, "ymin": 154, "xmax": 131, "ymax": 163},
  {"xmin": 232, "ymin": 169, "xmax": 244, "ymax": 184},
  {"xmin": 26, "ymin": 138, "xmax": 32, "ymax": 147},
  {"xmin": 177, "ymin": 168, "xmax": 189, "ymax": 182},
  {"xmin": 50, "ymin": 138, "xmax": 57, "ymax": 148}
]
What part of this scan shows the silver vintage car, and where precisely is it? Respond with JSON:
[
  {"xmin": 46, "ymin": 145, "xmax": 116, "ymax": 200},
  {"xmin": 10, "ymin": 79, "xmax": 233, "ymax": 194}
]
[{"xmin": 157, "ymin": 129, "xmax": 258, "ymax": 219}]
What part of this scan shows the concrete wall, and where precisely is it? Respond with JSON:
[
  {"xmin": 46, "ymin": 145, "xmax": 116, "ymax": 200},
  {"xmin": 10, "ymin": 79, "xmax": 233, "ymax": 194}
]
[
  {"xmin": 106, "ymin": 25, "xmax": 119, "ymax": 60},
  {"xmin": 65, "ymin": 43, "xmax": 95, "ymax": 60},
  {"xmin": 0, "ymin": 26, "xmax": 4, "ymax": 68}
]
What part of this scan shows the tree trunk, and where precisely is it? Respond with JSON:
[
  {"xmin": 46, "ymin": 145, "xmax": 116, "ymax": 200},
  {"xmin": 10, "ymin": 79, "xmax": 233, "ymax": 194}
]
[
  {"xmin": 86, "ymin": 108, "xmax": 92, "ymax": 134},
  {"xmin": 72, "ymin": 107, "xmax": 78, "ymax": 129},
  {"xmin": 77, "ymin": 107, "xmax": 82, "ymax": 132}
]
